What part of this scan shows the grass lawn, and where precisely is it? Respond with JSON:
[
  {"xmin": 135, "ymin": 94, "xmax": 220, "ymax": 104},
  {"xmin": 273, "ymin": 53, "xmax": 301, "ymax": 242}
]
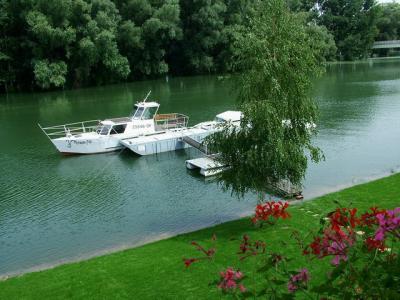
[{"xmin": 1, "ymin": 173, "xmax": 399, "ymax": 299}]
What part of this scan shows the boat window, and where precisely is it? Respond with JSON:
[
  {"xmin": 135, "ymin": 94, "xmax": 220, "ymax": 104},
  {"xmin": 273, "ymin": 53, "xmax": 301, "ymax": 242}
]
[
  {"xmin": 133, "ymin": 107, "xmax": 144, "ymax": 119},
  {"xmin": 141, "ymin": 107, "xmax": 158, "ymax": 120},
  {"xmin": 110, "ymin": 124, "xmax": 127, "ymax": 135},
  {"xmin": 97, "ymin": 125, "xmax": 111, "ymax": 135}
]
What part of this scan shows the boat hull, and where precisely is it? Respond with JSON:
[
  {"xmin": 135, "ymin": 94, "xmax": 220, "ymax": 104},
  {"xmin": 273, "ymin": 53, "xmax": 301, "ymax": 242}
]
[{"xmin": 51, "ymin": 135, "xmax": 123, "ymax": 154}]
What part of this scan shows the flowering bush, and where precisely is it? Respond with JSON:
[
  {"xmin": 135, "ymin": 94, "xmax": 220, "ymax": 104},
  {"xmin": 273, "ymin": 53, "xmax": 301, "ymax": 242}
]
[
  {"xmin": 303, "ymin": 206, "xmax": 400, "ymax": 298},
  {"xmin": 183, "ymin": 201, "xmax": 400, "ymax": 298},
  {"xmin": 252, "ymin": 201, "xmax": 290, "ymax": 225}
]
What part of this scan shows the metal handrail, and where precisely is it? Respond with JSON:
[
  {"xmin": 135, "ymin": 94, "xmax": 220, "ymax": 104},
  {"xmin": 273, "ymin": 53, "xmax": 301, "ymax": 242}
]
[
  {"xmin": 39, "ymin": 120, "xmax": 101, "ymax": 139},
  {"xmin": 373, "ymin": 40, "xmax": 400, "ymax": 46},
  {"xmin": 154, "ymin": 113, "xmax": 189, "ymax": 131}
]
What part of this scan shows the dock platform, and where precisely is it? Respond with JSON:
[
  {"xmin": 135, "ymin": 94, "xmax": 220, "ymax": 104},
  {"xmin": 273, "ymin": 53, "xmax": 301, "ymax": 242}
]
[
  {"xmin": 186, "ymin": 157, "xmax": 226, "ymax": 177},
  {"xmin": 186, "ymin": 156, "xmax": 302, "ymax": 198}
]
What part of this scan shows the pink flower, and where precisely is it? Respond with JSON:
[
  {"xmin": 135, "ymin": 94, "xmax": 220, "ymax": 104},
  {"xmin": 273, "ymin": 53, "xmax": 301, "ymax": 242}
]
[
  {"xmin": 304, "ymin": 227, "xmax": 355, "ymax": 266},
  {"xmin": 218, "ymin": 267, "xmax": 246, "ymax": 293},
  {"xmin": 288, "ymin": 268, "xmax": 310, "ymax": 293},
  {"xmin": 288, "ymin": 282, "xmax": 297, "ymax": 293},
  {"xmin": 373, "ymin": 208, "xmax": 400, "ymax": 241},
  {"xmin": 235, "ymin": 271, "xmax": 243, "ymax": 279}
]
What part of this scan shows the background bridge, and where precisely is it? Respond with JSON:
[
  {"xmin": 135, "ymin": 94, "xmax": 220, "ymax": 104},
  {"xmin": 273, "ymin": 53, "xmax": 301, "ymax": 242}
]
[{"xmin": 372, "ymin": 40, "xmax": 400, "ymax": 49}]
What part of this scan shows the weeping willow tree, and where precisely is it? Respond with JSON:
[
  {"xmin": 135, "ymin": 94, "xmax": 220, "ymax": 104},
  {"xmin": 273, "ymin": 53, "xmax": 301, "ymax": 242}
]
[{"xmin": 206, "ymin": 0, "xmax": 325, "ymax": 196}]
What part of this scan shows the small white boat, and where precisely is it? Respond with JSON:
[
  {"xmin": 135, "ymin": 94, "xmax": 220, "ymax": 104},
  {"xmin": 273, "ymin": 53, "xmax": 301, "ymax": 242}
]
[{"xmin": 39, "ymin": 92, "xmax": 189, "ymax": 155}]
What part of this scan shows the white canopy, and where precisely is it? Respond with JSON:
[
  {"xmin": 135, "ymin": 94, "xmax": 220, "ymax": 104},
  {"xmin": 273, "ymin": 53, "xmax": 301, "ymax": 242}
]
[
  {"xmin": 216, "ymin": 111, "xmax": 242, "ymax": 122},
  {"xmin": 135, "ymin": 101, "xmax": 160, "ymax": 108}
]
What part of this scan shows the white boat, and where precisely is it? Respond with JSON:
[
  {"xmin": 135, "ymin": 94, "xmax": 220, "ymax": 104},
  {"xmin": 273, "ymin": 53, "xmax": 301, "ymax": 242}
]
[
  {"xmin": 39, "ymin": 93, "xmax": 189, "ymax": 155},
  {"xmin": 120, "ymin": 111, "xmax": 242, "ymax": 156}
]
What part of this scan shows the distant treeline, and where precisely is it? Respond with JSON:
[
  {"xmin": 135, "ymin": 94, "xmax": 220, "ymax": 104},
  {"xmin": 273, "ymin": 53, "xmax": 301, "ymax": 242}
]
[{"xmin": 0, "ymin": 0, "xmax": 398, "ymax": 92}]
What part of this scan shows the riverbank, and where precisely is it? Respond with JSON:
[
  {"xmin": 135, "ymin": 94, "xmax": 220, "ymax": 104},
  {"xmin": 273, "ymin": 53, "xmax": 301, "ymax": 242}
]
[{"xmin": 0, "ymin": 173, "xmax": 399, "ymax": 299}]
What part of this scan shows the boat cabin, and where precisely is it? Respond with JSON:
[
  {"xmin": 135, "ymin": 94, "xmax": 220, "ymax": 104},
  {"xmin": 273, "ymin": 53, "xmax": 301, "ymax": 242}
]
[
  {"xmin": 215, "ymin": 111, "xmax": 242, "ymax": 123},
  {"xmin": 96, "ymin": 102, "xmax": 161, "ymax": 136},
  {"xmin": 131, "ymin": 101, "xmax": 160, "ymax": 120},
  {"xmin": 97, "ymin": 118, "xmax": 130, "ymax": 136}
]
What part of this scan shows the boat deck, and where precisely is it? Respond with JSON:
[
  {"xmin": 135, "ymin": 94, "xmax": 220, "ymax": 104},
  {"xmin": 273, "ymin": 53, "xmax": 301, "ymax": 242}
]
[
  {"xmin": 122, "ymin": 127, "xmax": 209, "ymax": 145},
  {"xmin": 120, "ymin": 126, "xmax": 215, "ymax": 156}
]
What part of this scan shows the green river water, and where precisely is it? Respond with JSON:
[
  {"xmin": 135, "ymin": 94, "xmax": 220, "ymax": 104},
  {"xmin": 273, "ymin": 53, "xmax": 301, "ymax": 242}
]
[{"xmin": 1, "ymin": 59, "xmax": 400, "ymax": 276}]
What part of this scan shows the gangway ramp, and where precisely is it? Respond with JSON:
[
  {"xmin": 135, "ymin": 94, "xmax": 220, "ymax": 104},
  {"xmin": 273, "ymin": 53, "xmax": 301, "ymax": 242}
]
[{"xmin": 182, "ymin": 135, "xmax": 209, "ymax": 154}]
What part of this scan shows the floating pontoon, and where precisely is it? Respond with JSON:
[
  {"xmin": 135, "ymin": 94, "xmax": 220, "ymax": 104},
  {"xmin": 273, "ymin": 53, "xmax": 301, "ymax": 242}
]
[{"xmin": 120, "ymin": 111, "xmax": 242, "ymax": 156}]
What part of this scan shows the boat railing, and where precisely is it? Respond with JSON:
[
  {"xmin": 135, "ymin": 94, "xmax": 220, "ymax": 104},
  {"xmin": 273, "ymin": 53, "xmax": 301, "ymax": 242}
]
[
  {"xmin": 38, "ymin": 120, "xmax": 101, "ymax": 139},
  {"xmin": 154, "ymin": 113, "xmax": 189, "ymax": 131}
]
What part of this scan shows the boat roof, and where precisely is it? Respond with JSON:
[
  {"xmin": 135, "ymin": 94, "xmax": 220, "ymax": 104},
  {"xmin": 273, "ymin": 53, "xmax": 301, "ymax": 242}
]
[
  {"xmin": 216, "ymin": 111, "xmax": 242, "ymax": 122},
  {"xmin": 102, "ymin": 117, "xmax": 132, "ymax": 125},
  {"xmin": 135, "ymin": 101, "xmax": 160, "ymax": 108}
]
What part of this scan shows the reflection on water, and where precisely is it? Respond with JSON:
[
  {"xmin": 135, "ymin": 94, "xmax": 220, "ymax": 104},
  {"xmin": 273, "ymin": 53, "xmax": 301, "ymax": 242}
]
[{"xmin": 1, "ymin": 59, "xmax": 400, "ymax": 276}]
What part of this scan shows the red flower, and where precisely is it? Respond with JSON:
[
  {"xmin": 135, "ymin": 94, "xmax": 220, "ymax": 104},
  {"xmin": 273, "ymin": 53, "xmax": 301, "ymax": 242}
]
[
  {"xmin": 360, "ymin": 207, "xmax": 387, "ymax": 227},
  {"xmin": 365, "ymin": 237, "xmax": 385, "ymax": 252},
  {"xmin": 183, "ymin": 236, "xmax": 217, "ymax": 268},
  {"xmin": 191, "ymin": 241, "xmax": 216, "ymax": 257},
  {"xmin": 183, "ymin": 258, "xmax": 198, "ymax": 268},
  {"xmin": 238, "ymin": 234, "xmax": 266, "ymax": 260},
  {"xmin": 304, "ymin": 228, "xmax": 355, "ymax": 266},
  {"xmin": 329, "ymin": 208, "xmax": 360, "ymax": 235},
  {"xmin": 252, "ymin": 201, "xmax": 291, "ymax": 224}
]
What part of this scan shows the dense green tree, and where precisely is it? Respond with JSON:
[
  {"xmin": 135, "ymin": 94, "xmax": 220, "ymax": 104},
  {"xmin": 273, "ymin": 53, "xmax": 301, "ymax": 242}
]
[
  {"xmin": 306, "ymin": 23, "xmax": 337, "ymax": 62},
  {"xmin": 376, "ymin": 3, "xmax": 400, "ymax": 41},
  {"xmin": 116, "ymin": 0, "xmax": 181, "ymax": 78},
  {"xmin": 0, "ymin": 0, "xmax": 12, "ymax": 91},
  {"xmin": 26, "ymin": 0, "xmax": 76, "ymax": 88},
  {"xmin": 314, "ymin": 0, "xmax": 379, "ymax": 60},
  {"xmin": 33, "ymin": 60, "xmax": 68, "ymax": 89},
  {"xmin": 0, "ymin": 0, "xmax": 373, "ymax": 92},
  {"xmin": 70, "ymin": 0, "xmax": 130, "ymax": 86},
  {"xmin": 177, "ymin": 0, "xmax": 227, "ymax": 73},
  {"xmin": 206, "ymin": 0, "xmax": 324, "ymax": 196},
  {"xmin": 170, "ymin": 0, "xmax": 256, "ymax": 74}
]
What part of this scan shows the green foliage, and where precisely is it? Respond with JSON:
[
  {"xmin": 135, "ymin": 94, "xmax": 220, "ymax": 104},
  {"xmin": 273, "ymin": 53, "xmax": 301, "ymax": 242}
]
[
  {"xmin": 178, "ymin": 0, "xmax": 227, "ymax": 73},
  {"xmin": 314, "ymin": 0, "xmax": 379, "ymax": 60},
  {"xmin": 33, "ymin": 59, "xmax": 68, "ymax": 89},
  {"xmin": 376, "ymin": 3, "xmax": 400, "ymax": 41},
  {"xmin": 0, "ymin": 0, "xmax": 380, "ymax": 91},
  {"xmin": 207, "ymin": 0, "xmax": 324, "ymax": 196},
  {"xmin": 306, "ymin": 23, "xmax": 337, "ymax": 62}
]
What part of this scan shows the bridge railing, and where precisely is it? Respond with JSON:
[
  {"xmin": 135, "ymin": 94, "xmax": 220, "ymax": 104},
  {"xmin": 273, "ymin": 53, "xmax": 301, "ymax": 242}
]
[
  {"xmin": 372, "ymin": 40, "xmax": 400, "ymax": 49},
  {"xmin": 373, "ymin": 40, "xmax": 400, "ymax": 46}
]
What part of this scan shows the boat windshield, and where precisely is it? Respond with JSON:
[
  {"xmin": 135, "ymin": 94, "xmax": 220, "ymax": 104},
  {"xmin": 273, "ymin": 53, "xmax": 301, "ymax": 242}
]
[
  {"xmin": 97, "ymin": 125, "xmax": 111, "ymax": 135},
  {"xmin": 133, "ymin": 107, "xmax": 144, "ymax": 119},
  {"xmin": 110, "ymin": 124, "xmax": 127, "ymax": 135},
  {"xmin": 142, "ymin": 107, "xmax": 158, "ymax": 120},
  {"xmin": 133, "ymin": 106, "xmax": 158, "ymax": 120}
]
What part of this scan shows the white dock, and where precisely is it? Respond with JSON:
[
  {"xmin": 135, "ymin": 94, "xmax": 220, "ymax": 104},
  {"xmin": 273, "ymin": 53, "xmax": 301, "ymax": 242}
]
[
  {"xmin": 185, "ymin": 157, "xmax": 226, "ymax": 177},
  {"xmin": 186, "ymin": 156, "xmax": 302, "ymax": 198}
]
